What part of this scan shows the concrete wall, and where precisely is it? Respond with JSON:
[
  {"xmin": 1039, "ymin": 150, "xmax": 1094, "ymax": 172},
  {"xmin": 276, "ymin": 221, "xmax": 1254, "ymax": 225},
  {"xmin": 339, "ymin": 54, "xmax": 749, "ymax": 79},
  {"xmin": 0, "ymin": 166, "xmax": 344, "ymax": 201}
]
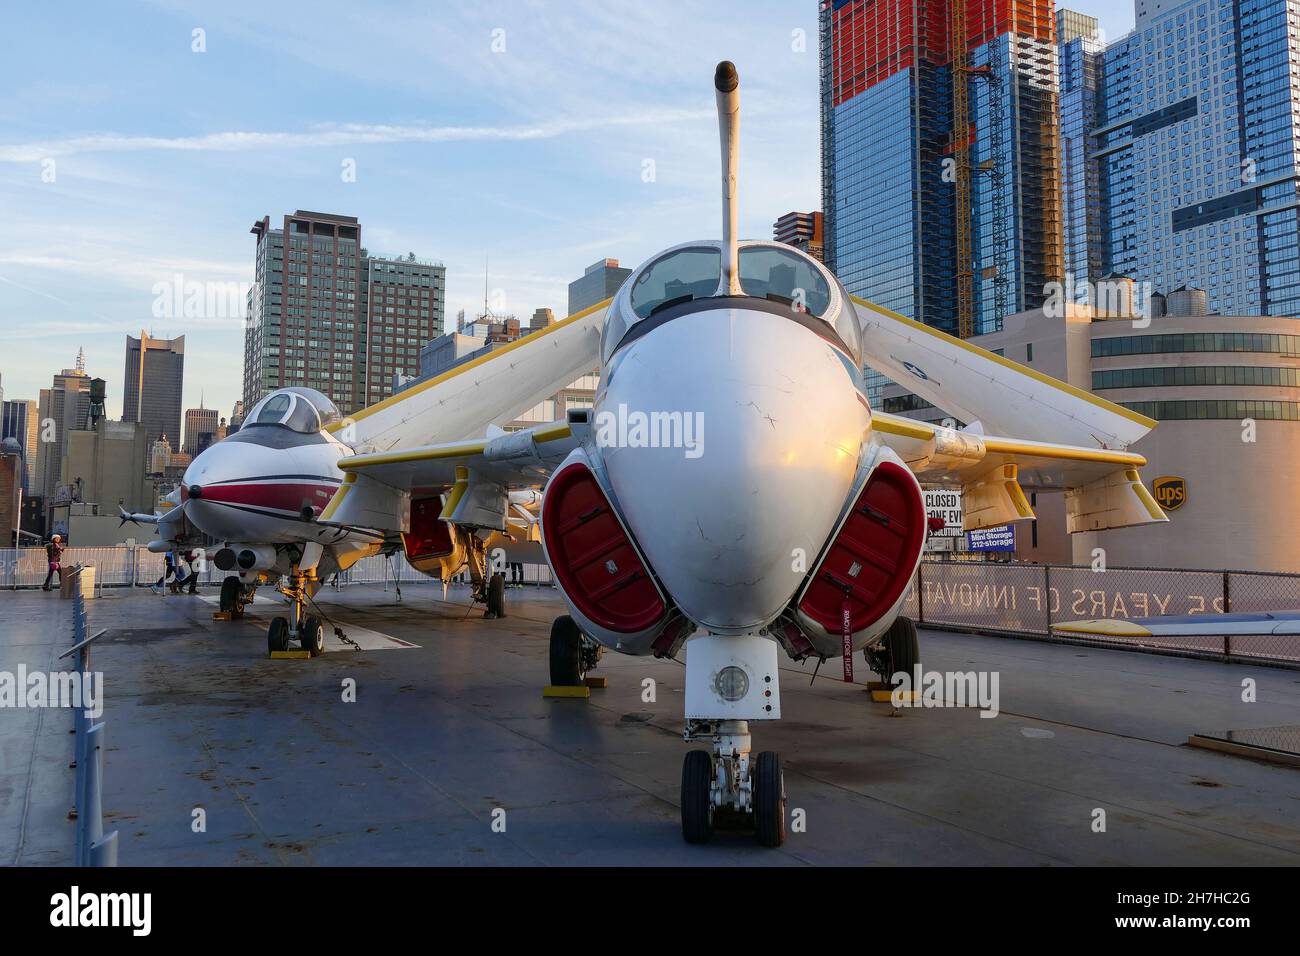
[{"xmin": 61, "ymin": 420, "xmax": 151, "ymax": 514}]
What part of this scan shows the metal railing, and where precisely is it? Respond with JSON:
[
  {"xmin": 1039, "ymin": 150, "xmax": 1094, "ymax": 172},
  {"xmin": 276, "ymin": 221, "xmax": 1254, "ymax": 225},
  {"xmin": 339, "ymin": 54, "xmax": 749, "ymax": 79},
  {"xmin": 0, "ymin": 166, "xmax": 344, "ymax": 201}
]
[
  {"xmin": 59, "ymin": 568, "xmax": 118, "ymax": 866},
  {"xmin": 6, "ymin": 547, "xmax": 1296, "ymax": 665},
  {"xmin": 1, "ymin": 547, "xmax": 559, "ymax": 590},
  {"xmin": 904, "ymin": 560, "xmax": 1300, "ymax": 665}
]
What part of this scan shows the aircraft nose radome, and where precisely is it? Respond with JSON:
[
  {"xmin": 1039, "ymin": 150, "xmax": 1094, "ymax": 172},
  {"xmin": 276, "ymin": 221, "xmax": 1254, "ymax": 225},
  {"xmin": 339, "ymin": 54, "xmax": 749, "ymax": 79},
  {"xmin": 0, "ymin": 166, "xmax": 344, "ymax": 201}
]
[{"xmin": 599, "ymin": 307, "xmax": 867, "ymax": 633}]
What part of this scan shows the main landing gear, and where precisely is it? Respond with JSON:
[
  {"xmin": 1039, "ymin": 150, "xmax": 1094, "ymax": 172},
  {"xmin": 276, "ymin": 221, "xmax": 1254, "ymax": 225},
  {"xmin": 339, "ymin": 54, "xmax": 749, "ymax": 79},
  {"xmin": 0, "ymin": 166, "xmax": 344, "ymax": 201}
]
[
  {"xmin": 548, "ymin": 615, "xmax": 602, "ymax": 686},
  {"xmin": 456, "ymin": 527, "xmax": 506, "ymax": 619},
  {"xmin": 218, "ymin": 575, "xmax": 256, "ymax": 617},
  {"xmin": 864, "ymin": 615, "xmax": 920, "ymax": 686},
  {"xmin": 267, "ymin": 570, "xmax": 324, "ymax": 656},
  {"xmin": 681, "ymin": 721, "xmax": 786, "ymax": 847}
]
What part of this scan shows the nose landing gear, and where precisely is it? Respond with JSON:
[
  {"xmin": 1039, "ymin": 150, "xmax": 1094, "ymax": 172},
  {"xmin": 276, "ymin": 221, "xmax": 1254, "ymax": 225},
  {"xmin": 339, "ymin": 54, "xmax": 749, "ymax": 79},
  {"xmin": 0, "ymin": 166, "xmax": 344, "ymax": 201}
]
[
  {"xmin": 681, "ymin": 720, "xmax": 786, "ymax": 847},
  {"xmin": 267, "ymin": 570, "xmax": 324, "ymax": 656},
  {"xmin": 679, "ymin": 633, "xmax": 785, "ymax": 846}
]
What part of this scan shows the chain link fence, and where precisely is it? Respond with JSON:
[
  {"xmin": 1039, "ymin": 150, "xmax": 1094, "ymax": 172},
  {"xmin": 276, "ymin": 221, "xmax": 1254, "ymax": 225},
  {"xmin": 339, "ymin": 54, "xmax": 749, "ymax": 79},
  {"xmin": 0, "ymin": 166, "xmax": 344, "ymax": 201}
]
[
  {"xmin": 0, "ymin": 546, "xmax": 556, "ymax": 592},
  {"xmin": 3, "ymin": 547, "xmax": 1295, "ymax": 664},
  {"xmin": 907, "ymin": 560, "xmax": 1300, "ymax": 665}
]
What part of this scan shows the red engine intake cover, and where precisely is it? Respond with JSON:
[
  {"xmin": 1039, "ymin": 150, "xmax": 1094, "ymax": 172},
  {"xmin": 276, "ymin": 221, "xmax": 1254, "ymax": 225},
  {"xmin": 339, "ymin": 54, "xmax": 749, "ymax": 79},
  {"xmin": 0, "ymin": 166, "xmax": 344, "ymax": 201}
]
[
  {"xmin": 541, "ymin": 463, "xmax": 666, "ymax": 634},
  {"xmin": 798, "ymin": 460, "xmax": 926, "ymax": 634},
  {"xmin": 402, "ymin": 495, "xmax": 453, "ymax": 561}
]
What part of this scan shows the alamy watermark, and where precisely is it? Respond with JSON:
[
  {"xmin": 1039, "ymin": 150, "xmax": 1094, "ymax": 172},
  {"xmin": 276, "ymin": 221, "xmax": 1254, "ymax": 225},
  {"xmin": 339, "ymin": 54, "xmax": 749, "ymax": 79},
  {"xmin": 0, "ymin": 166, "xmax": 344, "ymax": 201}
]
[
  {"xmin": 1043, "ymin": 276, "xmax": 1158, "ymax": 327},
  {"xmin": 890, "ymin": 665, "xmax": 1000, "ymax": 718},
  {"xmin": 0, "ymin": 665, "xmax": 103, "ymax": 719},
  {"xmin": 594, "ymin": 403, "xmax": 704, "ymax": 459},
  {"xmin": 151, "ymin": 274, "xmax": 253, "ymax": 320}
]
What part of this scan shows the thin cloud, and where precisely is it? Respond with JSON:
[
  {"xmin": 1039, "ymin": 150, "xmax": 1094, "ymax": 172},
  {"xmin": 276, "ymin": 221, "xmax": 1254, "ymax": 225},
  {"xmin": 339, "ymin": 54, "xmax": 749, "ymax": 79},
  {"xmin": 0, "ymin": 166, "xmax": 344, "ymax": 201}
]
[{"xmin": 0, "ymin": 111, "xmax": 713, "ymax": 162}]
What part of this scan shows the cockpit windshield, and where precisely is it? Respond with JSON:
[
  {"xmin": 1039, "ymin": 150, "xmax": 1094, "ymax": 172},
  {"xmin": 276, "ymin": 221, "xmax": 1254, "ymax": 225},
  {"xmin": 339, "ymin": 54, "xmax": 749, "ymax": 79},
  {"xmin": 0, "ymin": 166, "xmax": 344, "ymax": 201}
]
[
  {"xmin": 601, "ymin": 240, "xmax": 860, "ymax": 366},
  {"xmin": 244, "ymin": 387, "xmax": 340, "ymax": 435},
  {"xmin": 629, "ymin": 247, "xmax": 721, "ymax": 318},
  {"xmin": 737, "ymin": 246, "xmax": 831, "ymax": 317}
]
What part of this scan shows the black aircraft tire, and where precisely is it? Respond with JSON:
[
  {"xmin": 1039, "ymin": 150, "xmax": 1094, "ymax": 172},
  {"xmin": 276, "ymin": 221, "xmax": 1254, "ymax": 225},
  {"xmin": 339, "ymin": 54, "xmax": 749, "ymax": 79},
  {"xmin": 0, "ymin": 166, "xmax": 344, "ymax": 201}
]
[
  {"xmin": 884, "ymin": 616, "xmax": 920, "ymax": 685},
  {"xmin": 487, "ymin": 572, "xmax": 506, "ymax": 619},
  {"xmin": 681, "ymin": 750, "xmax": 714, "ymax": 844},
  {"xmin": 753, "ymin": 751, "xmax": 786, "ymax": 847},
  {"xmin": 219, "ymin": 576, "xmax": 240, "ymax": 613},
  {"xmin": 267, "ymin": 616, "xmax": 290, "ymax": 654},
  {"xmin": 301, "ymin": 615, "xmax": 324, "ymax": 656},
  {"xmin": 549, "ymin": 615, "xmax": 582, "ymax": 686}
]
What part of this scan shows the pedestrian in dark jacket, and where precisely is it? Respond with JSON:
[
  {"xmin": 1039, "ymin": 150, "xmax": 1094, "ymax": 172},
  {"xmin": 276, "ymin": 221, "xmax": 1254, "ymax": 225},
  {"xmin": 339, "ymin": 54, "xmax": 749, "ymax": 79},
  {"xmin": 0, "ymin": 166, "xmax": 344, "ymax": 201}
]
[
  {"xmin": 152, "ymin": 551, "xmax": 177, "ymax": 594},
  {"xmin": 41, "ymin": 535, "xmax": 64, "ymax": 591}
]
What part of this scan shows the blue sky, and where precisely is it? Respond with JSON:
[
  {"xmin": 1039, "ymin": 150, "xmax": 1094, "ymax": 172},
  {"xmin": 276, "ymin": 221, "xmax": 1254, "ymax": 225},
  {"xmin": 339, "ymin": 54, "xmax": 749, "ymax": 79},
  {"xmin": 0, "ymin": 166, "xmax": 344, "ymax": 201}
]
[{"xmin": 0, "ymin": 0, "xmax": 1136, "ymax": 421}]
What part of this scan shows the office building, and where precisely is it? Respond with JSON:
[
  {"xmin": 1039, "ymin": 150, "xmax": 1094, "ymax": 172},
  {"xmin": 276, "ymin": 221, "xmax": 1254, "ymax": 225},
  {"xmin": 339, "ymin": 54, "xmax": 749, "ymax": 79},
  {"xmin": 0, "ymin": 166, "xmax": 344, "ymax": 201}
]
[
  {"xmin": 149, "ymin": 435, "xmax": 172, "ymax": 474},
  {"xmin": 123, "ymin": 332, "xmax": 184, "ymax": 449},
  {"xmin": 530, "ymin": 308, "xmax": 555, "ymax": 331},
  {"xmin": 774, "ymin": 211, "xmax": 825, "ymax": 261},
  {"xmin": 35, "ymin": 362, "xmax": 93, "ymax": 501},
  {"xmin": 183, "ymin": 406, "xmax": 219, "ymax": 457},
  {"xmin": 881, "ymin": 285, "xmax": 1300, "ymax": 572},
  {"xmin": 1057, "ymin": 10, "xmax": 1106, "ymax": 301},
  {"xmin": 819, "ymin": 0, "xmax": 1063, "ymax": 337},
  {"xmin": 567, "ymin": 258, "xmax": 631, "ymax": 316},
  {"xmin": 1077, "ymin": 0, "xmax": 1300, "ymax": 317},
  {"xmin": 243, "ymin": 211, "xmax": 446, "ymax": 415},
  {"xmin": 2, "ymin": 398, "xmax": 38, "ymax": 491},
  {"xmin": 363, "ymin": 251, "xmax": 447, "ymax": 407},
  {"xmin": 0, "ymin": 438, "xmax": 21, "ymax": 545},
  {"xmin": 61, "ymin": 418, "xmax": 152, "ymax": 513}
]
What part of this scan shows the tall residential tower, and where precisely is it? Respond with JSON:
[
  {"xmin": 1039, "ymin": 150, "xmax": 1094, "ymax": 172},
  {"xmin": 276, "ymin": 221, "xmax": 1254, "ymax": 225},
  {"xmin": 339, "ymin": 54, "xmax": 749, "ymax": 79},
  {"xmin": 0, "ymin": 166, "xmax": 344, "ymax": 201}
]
[
  {"xmin": 243, "ymin": 211, "xmax": 446, "ymax": 415},
  {"xmin": 819, "ymin": 0, "xmax": 1063, "ymax": 336}
]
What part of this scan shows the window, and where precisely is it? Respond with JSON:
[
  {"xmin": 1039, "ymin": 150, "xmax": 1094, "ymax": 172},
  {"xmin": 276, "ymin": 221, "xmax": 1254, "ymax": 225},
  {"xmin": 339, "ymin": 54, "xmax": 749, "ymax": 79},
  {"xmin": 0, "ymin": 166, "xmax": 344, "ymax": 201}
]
[
  {"xmin": 737, "ymin": 246, "xmax": 832, "ymax": 316},
  {"xmin": 628, "ymin": 247, "xmax": 721, "ymax": 319}
]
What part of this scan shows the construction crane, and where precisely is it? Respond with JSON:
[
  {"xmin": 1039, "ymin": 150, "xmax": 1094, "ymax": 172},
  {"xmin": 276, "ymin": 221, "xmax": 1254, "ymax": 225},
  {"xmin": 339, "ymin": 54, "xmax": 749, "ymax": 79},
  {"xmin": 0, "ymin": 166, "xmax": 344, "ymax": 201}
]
[{"xmin": 950, "ymin": 0, "xmax": 975, "ymax": 340}]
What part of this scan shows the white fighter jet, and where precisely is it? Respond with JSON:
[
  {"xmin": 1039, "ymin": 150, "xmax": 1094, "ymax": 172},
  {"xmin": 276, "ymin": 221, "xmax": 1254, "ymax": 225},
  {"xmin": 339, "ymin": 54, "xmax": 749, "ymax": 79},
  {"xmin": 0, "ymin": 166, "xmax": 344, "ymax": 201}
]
[
  {"xmin": 321, "ymin": 62, "xmax": 1167, "ymax": 846},
  {"xmin": 122, "ymin": 298, "xmax": 606, "ymax": 654}
]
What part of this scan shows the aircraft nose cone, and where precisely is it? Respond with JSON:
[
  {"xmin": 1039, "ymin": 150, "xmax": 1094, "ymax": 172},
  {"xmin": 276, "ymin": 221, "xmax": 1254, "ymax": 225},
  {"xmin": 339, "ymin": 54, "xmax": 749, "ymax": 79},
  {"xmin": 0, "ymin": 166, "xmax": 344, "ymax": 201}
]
[{"xmin": 598, "ymin": 306, "xmax": 868, "ymax": 633}]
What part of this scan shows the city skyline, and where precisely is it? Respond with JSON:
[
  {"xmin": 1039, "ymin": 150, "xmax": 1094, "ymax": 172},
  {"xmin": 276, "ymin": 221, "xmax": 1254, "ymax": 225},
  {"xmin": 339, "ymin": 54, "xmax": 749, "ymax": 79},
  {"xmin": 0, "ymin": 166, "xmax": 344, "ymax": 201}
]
[{"xmin": 0, "ymin": 0, "xmax": 1135, "ymax": 419}]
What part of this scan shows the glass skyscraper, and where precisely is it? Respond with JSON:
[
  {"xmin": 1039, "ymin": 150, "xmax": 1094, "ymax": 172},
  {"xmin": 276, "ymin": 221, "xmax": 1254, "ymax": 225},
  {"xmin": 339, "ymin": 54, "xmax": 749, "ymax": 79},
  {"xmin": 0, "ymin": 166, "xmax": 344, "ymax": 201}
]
[
  {"xmin": 1058, "ymin": 11, "xmax": 1106, "ymax": 300},
  {"xmin": 819, "ymin": 0, "xmax": 1062, "ymax": 337},
  {"xmin": 1084, "ymin": 0, "xmax": 1300, "ymax": 316}
]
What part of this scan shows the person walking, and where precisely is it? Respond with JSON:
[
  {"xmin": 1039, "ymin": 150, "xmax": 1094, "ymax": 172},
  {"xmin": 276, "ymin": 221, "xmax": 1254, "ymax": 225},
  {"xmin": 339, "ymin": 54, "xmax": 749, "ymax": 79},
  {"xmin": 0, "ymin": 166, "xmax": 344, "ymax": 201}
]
[
  {"xmin": 181, "ymin": 549, "xmax": 201, "ymax": 594},
  {"xmin": 151, "ymin": 551, "xmax": 177, "ymax": 595},
  {"xmin": 41, "ymin": 534, "xmax": 64, "ymax": 591},
  {"xmin": 170, "ymin": 551, "xmax": 188, "ymax": 594}
]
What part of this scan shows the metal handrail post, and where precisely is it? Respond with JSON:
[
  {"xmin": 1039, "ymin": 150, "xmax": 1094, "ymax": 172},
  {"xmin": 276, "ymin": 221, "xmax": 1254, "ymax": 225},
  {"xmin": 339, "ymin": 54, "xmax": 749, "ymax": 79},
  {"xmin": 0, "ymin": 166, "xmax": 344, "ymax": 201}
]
[
  {"xmin": 77, "ymin": 722, "xmax": 105, "ymax": 866},
  {"xmin": 90, "ymin": 831, "xmax": 119, "ymax": 867}
]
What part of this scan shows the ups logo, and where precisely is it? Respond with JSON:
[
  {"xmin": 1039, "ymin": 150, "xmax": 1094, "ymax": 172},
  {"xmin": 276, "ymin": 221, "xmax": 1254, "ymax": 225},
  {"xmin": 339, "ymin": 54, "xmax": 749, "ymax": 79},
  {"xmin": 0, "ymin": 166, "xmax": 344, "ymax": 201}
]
[{"xmin": 1153, "ymin": 476, "xmax": 1187, "ymax": 512}]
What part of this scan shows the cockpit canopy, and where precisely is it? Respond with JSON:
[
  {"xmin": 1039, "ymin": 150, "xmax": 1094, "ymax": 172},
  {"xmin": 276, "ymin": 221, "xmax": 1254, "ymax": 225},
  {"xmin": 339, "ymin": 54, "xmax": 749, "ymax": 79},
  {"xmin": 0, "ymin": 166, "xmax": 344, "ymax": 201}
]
[
  {"xmin": 244, "ymin": 387, "xmax": 341, "ymax": 434},
  {"xmin": 600, "ymin": 240, "xmax": 860, "ymax": 365}
]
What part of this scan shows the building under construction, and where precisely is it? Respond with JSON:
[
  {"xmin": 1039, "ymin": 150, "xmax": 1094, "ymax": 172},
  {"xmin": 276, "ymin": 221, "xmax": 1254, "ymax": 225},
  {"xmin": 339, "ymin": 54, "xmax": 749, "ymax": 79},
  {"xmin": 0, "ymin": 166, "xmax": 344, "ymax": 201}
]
[{"xmin": 819, "ymin": 0, "xmax": 1064, "ymax": 337}]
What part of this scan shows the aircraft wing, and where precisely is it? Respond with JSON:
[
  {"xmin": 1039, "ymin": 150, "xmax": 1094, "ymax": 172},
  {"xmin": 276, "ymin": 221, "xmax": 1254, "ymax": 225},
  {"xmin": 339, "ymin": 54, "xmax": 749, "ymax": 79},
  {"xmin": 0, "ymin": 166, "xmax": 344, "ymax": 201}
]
[
  {"xmin": 320, "ymin": 420, "xmax": 580, "ymax": 533},
  {"xmin": 872, "ymin": 410, "xmax": 1167, "ymax": 532},
  {"xmin": 851, "ymin": 295, "xmax": 1155, "ymax": 450},
  {"xmin": 336, "ymin": 421, "xmax": 579, "ymax": 490},
  {"xmin": 1054, "ymin": 612, "xmax": 1300, "ymax": 639},
  {"xmin": 328, "ymin": 300, "xmax": 607, "ymax": 453}
]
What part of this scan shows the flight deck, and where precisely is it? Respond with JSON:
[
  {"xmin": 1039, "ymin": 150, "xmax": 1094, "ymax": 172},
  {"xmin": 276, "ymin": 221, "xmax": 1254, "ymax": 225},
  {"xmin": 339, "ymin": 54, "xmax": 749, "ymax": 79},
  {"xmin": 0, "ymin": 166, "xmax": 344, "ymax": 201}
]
[{"xmin": 4, "ymin": 584, "xmax": 1299, "ymax": 866}]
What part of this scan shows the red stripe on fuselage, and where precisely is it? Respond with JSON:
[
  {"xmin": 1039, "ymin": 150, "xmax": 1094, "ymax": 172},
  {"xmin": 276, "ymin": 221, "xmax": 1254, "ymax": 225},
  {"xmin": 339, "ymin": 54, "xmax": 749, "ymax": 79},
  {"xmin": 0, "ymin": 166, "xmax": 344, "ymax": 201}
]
[{"xmin": 198, "ymin": 481, "xmax": 338, "ymax": 515}]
